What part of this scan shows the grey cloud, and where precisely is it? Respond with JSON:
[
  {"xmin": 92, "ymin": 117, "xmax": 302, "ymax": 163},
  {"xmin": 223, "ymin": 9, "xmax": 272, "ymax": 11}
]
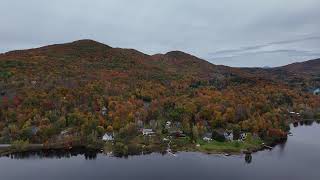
[
  {"xmin": 0, "ymin": 0, "xmax": 319, "ymax": 67},
  {"xmin": 210, "ymin": 36, "xmax": 320, "ymax": 57}
]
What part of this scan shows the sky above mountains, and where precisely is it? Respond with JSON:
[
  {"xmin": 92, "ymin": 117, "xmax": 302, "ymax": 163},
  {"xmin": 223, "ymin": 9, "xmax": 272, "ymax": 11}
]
[{"xmin": 0, "ymin": 0, "xmax": 319, "ymax": 67}]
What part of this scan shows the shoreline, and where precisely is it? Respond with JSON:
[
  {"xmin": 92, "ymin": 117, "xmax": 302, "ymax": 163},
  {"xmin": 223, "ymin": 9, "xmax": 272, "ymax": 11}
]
[
  {"xmin": 3, "ymin": 119, "xmax": 318, "ymax": 158},
  {"xmin": 0, "ymin": 140, "xmax": 272, "ymax": 157}
]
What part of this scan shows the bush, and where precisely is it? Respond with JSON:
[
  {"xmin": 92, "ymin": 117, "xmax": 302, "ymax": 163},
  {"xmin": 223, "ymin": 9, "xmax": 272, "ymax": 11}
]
[
  {"xmin": 12, "ymin": 140, "xmax": 29, "ymax": 151},
  {"xmin": 113, "ymin": 142, "xmax": 128, "ymax": 157}
]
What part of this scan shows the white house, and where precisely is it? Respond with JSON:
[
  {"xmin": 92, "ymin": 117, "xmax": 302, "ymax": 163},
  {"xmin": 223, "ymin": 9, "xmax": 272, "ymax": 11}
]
[
  {"xmin": 224, "ymin": 132, "xmax": 234, "ymax": 141},
  {"xmin": 142, "ymin": 129, "xmax": 155, "ymax": 136},
  {"xmin": 165, "ymin": 121, "xmax": 172, "ymax": 129},
  {"xmin": 102, "ymin": 133, "xmax": 114, "ymax": 141},
  {"xmin": 101, "ymin": 106, "xmax": 107, "ymax": 116},
  {"xmin": 240, "ymin": 133, "xmax": 247, "ymax": 141},
  {"xmin": 203, "ymin": 137, "xmax": 213, "ymax": 141},
  {"xmin": 203, "ymin": 133, "xmax": 213, "ymax": 141}
]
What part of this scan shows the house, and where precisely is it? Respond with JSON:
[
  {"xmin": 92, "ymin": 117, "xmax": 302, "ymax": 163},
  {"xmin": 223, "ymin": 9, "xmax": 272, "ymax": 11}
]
[
  {"xmin": 314, "ymin": 88, "xmax": 320, "ymax": 95},
  {"xmin": 203, "ymin": 133, "xmax": 213, "ymax": 141},
  {"xmin": 142, "ymin": 128, "xmax": 155, "ymax": 136},
  {"xmin": 166, "ymin": 121, "xmax": 172, "ymax": 128},
  {"xmin": 58, "ymin": 129, "xmax": 72, "ymax": 140},
  {"xmin": 163, "ymin": 137, "xmax": 169, "ymax": 141},
  {"xmin": 101, "ymin": 106, "xmax": 107, "ymax": 116},
  {"xmin": 169, "ymin": 130, "xmax": 185, "ymax": 138},
  {"xmin": 102, "ymin": 133, "xmax": 114, "ymax": 141},
  {"xmin": 239, "ymin": 133, "xmax": 247, "ymax": 141},
  {"xmin": 60, "ymin": 130, "xmax": 70, "ymax": 136},
  {"xmin": 224, "ymin": 131, "xmax": 234, "ymax": 141},
  {"xmin": 31, "ymin": 126, "xmax": 39, "ymax": 135}
]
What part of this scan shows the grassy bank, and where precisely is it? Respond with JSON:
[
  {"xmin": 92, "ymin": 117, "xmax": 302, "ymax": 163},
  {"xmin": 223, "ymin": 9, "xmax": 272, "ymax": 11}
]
[{"xmin": 195, "ymin": 139, "xmax": 263, "ymax": 154}]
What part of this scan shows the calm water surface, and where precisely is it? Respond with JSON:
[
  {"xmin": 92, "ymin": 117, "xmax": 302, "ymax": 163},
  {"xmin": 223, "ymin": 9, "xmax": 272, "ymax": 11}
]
[{"xmin": 0, "ymin": 121, "xmax": 320, "ymax": 180}]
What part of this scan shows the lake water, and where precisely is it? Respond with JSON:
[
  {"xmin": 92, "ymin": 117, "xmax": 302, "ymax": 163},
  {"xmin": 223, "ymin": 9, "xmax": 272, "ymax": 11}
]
[{"xmin": 0, "ymin": 121, "xmax": 320, "ymax": 180}]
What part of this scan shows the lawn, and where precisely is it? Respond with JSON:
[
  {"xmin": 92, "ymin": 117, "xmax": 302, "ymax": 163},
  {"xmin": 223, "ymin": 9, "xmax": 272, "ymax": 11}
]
[{"xmin": 197, "ymin": 138, "xmax": 263, "ymax": 154}]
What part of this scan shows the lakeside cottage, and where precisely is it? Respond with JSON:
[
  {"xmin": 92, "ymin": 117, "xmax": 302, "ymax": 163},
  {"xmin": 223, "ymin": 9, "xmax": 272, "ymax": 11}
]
[
  {"xmin": 102, "ymin": 133, "xmax": 114, "ymax": 141},
  {"xmin": 203, "ymin": 133, "xmax": 213, "ymax": 141},
  {"xmin": 169, "ymin": 130, "xmax": 185, "ymax": 138},
  {"xmin": 314, "ymin": 88, "xmax": 320, "ymax": 95},
  {"xmin": 142, "ymin": 129, "xmax": 155, "ymax": 136},
  {"xmin": 166, "ymin": 121, "xmax": 172, "ymax": 128},
  {"xmin": 224, "ymin": 131, "xmax": 234, "ymax": 141},
  {"xmin": 101, "ymin": 106, "xmax": 107, "ymax": 116},
  {"xmin": 239, "ymin": 133, "xmax": 247, "ymax": 141}
]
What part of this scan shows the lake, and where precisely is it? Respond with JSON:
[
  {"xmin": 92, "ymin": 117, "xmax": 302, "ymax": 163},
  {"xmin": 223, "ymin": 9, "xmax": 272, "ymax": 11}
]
[{"xmin": 0, "ymin": 121, "xmax": 319, "ymax": 180}]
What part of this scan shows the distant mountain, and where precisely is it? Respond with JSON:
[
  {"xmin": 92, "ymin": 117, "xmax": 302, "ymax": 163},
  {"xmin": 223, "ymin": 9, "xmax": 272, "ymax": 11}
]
[{"xmin": 280, "ymin": 58, "xmax": 320, "ymax": 75}]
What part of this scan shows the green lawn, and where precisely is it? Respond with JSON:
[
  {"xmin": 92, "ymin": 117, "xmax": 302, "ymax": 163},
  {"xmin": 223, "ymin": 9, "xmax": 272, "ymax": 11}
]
[{"xmin": 197, "ymin": 139, "xmax": 263, "ymax": 154}]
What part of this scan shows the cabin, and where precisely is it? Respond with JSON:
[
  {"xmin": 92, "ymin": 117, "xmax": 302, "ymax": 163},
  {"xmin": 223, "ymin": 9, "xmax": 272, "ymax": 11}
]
[
  {"xmin": 102, "ymin": 133, "xmax": 114, "ymax": 141},
  {"xmin": 31, "ymin": 126, "xmax": 39, "ymax": 135},
  {"xmin": 203, "ymin": 133, "xmax": 213, "ymax": 141},
  {"xmin": 101, "ymin": 106, "xmax": 107, "ymax": 116},
  {"xmin": 224, "ymin": 131, "xmax": 234, "ymax": 141},
  {"xmin": 169, "ymin": 130, "xmax": 185, "ymax": 138},
  {"xmin": 314, "ymin": 88, "xmax": 320, "ymax": 95},
  {"xmin": 142, "ymin": 129, "xmax": 155, "ymax": 136},
  {"xmin": 239, "ymin": 133, "xmax": 247, "ymax": 141},
  {"xmin": 60, "ymin": 130, "xmax": 70, "ymax": 136},
  {"xmin": 165, "ymin": 121, "xmax": 172, "ymax": 129}
]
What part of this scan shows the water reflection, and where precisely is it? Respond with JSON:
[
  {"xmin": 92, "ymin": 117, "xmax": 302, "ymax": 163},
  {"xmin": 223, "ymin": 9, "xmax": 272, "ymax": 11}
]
[
  {"xmin": 245, "ymin": 153, "xmax": 252, "ymax": 164},
  {"xmin": 7, "ymin": 148, "xmax": 99, "ymax": 160},
  {"xmin": 0, "ymin": 121, "xmax": 320, "ymax": 180},
  {"xmin": 3, "ymin": 120, "xmax": 320, "ymax": 164}
]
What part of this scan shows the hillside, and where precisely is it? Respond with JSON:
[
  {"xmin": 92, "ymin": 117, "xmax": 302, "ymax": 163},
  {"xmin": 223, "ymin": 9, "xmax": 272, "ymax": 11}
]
[
  {"xmin": 241, "ymin": 58, "xmax": 320, "ymax": 91},
  {"xmin": 280, "ymin": 58, "xmax": 320, "ymax": 75},
  {"xmin": 0, "ymin": 40, "xmax": 319, "ymax": 154}
]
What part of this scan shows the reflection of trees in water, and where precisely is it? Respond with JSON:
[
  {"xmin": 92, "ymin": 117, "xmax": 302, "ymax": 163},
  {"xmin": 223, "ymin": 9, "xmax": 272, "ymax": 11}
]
[
  {"xmin": 8, "ymin": 148, "xmax": 98, "ymax": 160},
  {"xmin": 277, "ymin": 140, "xmax": 287, "ymax": 155},
  {"xmin": 303, "ymin": 121, "xmax": 314, "ymax": 126},
  {"xmin": 294, "ymin": 120, "xmax": 317, "ymax": 128},
  {"xmin": 245, "ymin": 153, "xmax": 252, "ymax": 164}
]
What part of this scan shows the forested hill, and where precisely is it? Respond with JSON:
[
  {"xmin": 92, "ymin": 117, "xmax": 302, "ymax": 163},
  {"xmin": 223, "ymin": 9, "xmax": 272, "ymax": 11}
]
[
  {"xmin": 0, "ymin": 40, "xmax": 319, "ymax": 145},
  {"xmin": 241, "ymin": 58, "xmax": 320, "ymax": 91}
]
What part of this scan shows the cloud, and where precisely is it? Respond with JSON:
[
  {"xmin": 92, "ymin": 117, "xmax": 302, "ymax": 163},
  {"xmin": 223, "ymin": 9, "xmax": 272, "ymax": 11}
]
[
  {"xmin": 0, "ymin": 0, "xmax": 319, "ymax": 67},
  {"xmin": 209, "ymin": 36, "xmax": 320, "ymax": 57}
]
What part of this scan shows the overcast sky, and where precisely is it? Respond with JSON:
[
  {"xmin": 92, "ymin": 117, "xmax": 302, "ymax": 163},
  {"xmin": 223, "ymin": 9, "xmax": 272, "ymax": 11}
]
[{"xmin": 1, "ymin": 0, "xmax": 319, "ymax": 67}]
